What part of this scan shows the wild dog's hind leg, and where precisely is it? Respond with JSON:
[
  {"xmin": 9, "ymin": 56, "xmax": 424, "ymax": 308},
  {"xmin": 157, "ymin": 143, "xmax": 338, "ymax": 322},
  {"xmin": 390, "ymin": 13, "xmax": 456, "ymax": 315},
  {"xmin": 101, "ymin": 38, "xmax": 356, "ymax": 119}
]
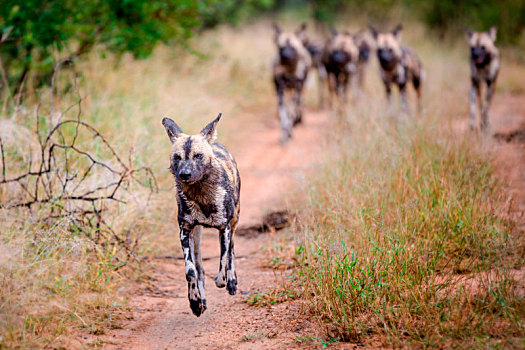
[
  {"xmin": 481, "ymin": 79, "xmax": 495, "ymax": 132},
  {"xmin": 181, "ymin": 225, "xmax": 206, "ymax": 316},
  {"xmin": 215, "ymin": 223, "xmax": 233, "ymax": 290},
  {"xmin": 469, "ymin": 78, "xmax": 481, "ymax": 130},
  {"xmin": 226, "ymin": 219, "xmax": 238, "ymax": 295}
]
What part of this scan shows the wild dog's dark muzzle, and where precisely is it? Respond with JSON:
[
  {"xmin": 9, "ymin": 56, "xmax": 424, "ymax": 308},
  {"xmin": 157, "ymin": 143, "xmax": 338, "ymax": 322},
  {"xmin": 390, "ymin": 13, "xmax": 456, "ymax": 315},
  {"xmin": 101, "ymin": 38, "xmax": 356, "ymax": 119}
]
[
  {"xmin": 377, "ymin": 48, "xmax": 396, "ymax": 70},
  {"xmin": 330, "ymin": 50, "xmax": 349, "ymax": 65},
  {"xmin": 471, "ymin": 46, "xmax": 489, "ymax": 66},
  {"xmin": 359, "ymin": 46, "xmax": 370, "ymax": 62},
  {"xmin": 279, "ymin": 46, "xmax": 298, "ymax": 64},
  {"xmin": 177, "ymin": 162, "xmax": 193, "ymax": 183}
]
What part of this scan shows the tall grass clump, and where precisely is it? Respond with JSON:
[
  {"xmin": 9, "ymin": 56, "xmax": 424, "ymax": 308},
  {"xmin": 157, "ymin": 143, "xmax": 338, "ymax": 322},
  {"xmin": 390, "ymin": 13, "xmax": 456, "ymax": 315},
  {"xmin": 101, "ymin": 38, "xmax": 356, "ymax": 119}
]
[{"xmin": 296, "ymin": 117, "xmax": 523, "ymax": 347}]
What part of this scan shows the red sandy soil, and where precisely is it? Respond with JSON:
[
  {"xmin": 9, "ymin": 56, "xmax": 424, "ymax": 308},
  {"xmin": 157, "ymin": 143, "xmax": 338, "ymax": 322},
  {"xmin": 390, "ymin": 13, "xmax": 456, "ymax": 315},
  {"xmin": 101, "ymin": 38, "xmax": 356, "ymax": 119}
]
[{"xmin": 81, "ymin": 93, "xmax": 524, "ymax": 349}]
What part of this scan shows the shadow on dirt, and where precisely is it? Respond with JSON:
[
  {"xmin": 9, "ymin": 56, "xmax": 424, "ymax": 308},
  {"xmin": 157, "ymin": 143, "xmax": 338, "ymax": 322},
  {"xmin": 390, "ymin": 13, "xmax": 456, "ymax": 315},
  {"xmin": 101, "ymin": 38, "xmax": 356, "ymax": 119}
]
[
  {"xmin": 494, "ymin": 125, "xmax": 525, "ymax": 143},
  {"xmin": 237, "ymin": 210, "xmax": 293, "ymax": 237}
]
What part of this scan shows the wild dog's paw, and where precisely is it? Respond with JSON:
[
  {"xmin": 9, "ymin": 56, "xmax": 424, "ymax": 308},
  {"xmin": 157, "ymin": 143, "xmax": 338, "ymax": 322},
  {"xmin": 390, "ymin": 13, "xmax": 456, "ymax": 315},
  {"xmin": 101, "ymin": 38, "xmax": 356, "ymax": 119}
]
[
  {"xmin": 189, "ymin": 297, "xmax": 207, "ymax": 317},
  {"xmin": 188, "ymin": 281, "xmax": 206, "ymax": 317},
  {"xmin": 214, "ymin": 274, "xmax": 226, "ymax": 288},
  {"xmin": 293, "ymin": 112, "xmax": 303, "ymax": 126},
  {"xmin": 226, "ymin": 278, "xmax": 237, "ymax": 295},
  {"xmin": 280, "ymin": 129, "xmax": 293, "ymax": 145}
]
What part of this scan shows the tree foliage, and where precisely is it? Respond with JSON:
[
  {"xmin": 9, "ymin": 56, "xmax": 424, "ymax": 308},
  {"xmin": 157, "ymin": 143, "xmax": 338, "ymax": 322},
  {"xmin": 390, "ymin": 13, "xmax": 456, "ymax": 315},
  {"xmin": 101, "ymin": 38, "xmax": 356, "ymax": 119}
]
[
  {"xmin": 0, "ymin": 0, "xmax": 274, "ymax": 95},
  {"xmin": 420, "ymin": 0, "xmax": 525, "ymax": 43}
]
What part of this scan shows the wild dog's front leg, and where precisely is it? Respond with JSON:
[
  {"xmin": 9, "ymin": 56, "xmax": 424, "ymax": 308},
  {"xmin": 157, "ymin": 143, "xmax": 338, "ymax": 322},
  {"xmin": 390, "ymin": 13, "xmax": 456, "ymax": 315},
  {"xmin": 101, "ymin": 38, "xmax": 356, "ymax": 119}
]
[
  {"xmin": 318, "ymin": 65, "xmax": 327, "ymax": 109},
  {"xmin": 384, "ymin": 82, "xmax": 393, "ymax": 115},
  {"xmin": 469, "ymin": 79, "xmax": 481, "ymax": 130},
  {"xmin": 192, "ymin": 226, "xmax": 206, "ymax": 311},
  {"xmin": 275, "ymin": 80, "xmax": 292, "ymax": 143},
  {"xmin": 399, "ymin": 82, "xmax": 410, "ymax": 115},
  {"xmin": 180, "ymin": 224, "xmax": 206, "ymax": 316},
  {"xmin": 481, "ymin": 79, "xmax": 495, "ymax": 132},
  {"xmin": 413, "ymin": 75, "xmax": 422, "ymax": 115},
  {"xmin": 293, "ymin": 80, "xmax": 304, "ymax": 125},
  {"xmin": 327, "ymin": 73, "xmax": 337, "ymax": 109}
]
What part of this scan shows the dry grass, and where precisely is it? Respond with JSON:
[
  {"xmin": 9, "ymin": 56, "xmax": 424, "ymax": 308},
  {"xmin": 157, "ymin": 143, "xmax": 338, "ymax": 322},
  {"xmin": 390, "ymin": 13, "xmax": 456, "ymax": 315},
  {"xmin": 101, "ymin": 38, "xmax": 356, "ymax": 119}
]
[{"xmin": 289, "ymin": 19, "xmax": 525, "ymax": 349}]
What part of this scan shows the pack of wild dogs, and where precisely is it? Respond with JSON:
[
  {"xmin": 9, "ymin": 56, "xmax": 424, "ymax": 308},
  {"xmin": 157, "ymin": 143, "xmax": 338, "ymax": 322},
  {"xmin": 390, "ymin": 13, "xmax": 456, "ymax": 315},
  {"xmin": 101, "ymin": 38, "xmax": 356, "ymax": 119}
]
[
  {"xmin": 272, "ymin": 23, "xmax": 500, "ymax": 143},
  {"xmin": 160, "ymin": 24, "xmax": 500, "ymax": 316}
]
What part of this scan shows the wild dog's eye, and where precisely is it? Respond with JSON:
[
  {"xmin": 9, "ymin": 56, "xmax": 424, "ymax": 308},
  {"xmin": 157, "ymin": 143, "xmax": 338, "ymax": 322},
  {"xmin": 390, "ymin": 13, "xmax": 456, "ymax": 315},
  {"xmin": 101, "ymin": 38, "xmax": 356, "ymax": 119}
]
[
  {"xmin": 174, "ymin": 154, "xmax": 181, "ymax": 161},
  {"xmin": 193, "ymin": 153, "xmax": 203, "ymax": 160}
]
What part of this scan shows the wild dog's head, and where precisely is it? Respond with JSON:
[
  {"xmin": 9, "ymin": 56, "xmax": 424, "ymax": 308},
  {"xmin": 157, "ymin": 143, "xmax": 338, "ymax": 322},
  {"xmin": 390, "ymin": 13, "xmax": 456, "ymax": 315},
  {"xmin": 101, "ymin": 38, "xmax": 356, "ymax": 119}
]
[
  {"xmin": 325, "ymin": 28, "xmax": 359, "ymax": 67},
  {"xmin": 466, "ymin": 27, "xmax": 497, "ymax": 68},
  {"xmin": 369, "ymin": 24, "xmax": 403, "ymax": 70},
  {"xmin": 162, "ymin": 113, "xmax": 221, "ymax": 185},
  {"xmin": 355, "ymin": 30, "xmax": 375, "ymax": 63},
  {"xmin": 273, "ymin": 23, "xmax": 307, "ymax": 65}
]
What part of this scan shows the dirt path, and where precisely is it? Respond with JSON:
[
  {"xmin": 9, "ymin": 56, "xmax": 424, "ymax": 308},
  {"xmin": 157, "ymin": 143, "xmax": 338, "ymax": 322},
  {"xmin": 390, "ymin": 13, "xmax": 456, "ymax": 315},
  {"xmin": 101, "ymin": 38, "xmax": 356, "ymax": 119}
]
[
  {"xmin": 491, "ymin": 94, "xmax": 525, "ymax": 232},
  {"xmin": 101, "ymin": 111, "xmax": 331, "ymax": 349}
]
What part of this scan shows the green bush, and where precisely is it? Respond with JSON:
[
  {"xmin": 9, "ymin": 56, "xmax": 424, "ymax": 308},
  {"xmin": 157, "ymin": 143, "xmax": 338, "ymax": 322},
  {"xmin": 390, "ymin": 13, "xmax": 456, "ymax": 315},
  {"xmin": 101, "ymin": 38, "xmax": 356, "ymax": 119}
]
[
  {"xmin": 420, "ymin": 0, "xmax": 525, "ymax": 43},
  {"xmin": 0, "ymin": 0, "xmax": 274, "ymax": 95}
]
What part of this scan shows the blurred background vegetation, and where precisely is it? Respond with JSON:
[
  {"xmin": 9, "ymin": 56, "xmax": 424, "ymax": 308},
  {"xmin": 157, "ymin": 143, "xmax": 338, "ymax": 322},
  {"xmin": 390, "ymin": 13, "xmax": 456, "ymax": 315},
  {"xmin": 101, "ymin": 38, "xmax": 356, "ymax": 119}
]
[{"xmin": 1, "ymin": 0, "xmax": 524, "ymax": 96}]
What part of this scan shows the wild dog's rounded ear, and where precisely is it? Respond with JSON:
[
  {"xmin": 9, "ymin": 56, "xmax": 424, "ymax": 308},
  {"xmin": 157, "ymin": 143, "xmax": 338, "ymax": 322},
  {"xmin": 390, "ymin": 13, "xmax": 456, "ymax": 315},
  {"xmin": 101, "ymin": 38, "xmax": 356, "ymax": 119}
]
[
  {"xmin": 464, "ymin": 27, "xmax": 474, "ymax": 40},
  {"xmin": 273, "ymin": 23, "xmax": 282, "ymax": 35},
  {"xmin": 392, "ymin": 24, "xmax": 403, "ymax": 40},
  {"xmin": 200, "ymin": 113, "xmax": 222, "ymax": 143},
  {"xmin": 162, "ymin": 117, "xmax": 183, "ymax": 144},
  {"xmin": 296, "ymin": 22, "xmax": 308, "ymax": 43},
  {"xmin": 368, "ymin": 25, "xmax": 378, "ymax": 39},
  {"xmin": 488, "ymin": 26, "xmax": 497, "ymax": 42},
  {"xmin": 273, "ymin": 23, "xmax": 282, "ymax": 43},
  {"xmin": 297, "ymin": 22, "xmax": 307, "ymax": 33}
]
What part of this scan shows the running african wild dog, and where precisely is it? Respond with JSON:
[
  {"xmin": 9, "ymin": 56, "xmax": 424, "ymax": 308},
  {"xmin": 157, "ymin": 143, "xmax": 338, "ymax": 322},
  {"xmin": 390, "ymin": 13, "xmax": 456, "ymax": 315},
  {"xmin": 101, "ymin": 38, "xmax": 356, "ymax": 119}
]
[
  {"xmin": 354, "ymin": 30, "xmax": 375, "ymax": 95},
  {"xmin": 162, "ymin": 113, "xmax": 241, "ymax": 317},
  {"xmin": 466, "ymin": 27, "xmax": 499, "ymax": 132},
  {"xmin": 272, "ymin": 23, "xmax": 312, "ymax": 143},
  {"xmin": 370, "ymin": 24, "xmax": 423, "ymax": 114},
  {"xmin": 322, "ymin": 28, "xmax": 359, "ymax": 110},
  {"xmin": 296, "ymin": 22, "xmax": 328, "ymax": 109}
]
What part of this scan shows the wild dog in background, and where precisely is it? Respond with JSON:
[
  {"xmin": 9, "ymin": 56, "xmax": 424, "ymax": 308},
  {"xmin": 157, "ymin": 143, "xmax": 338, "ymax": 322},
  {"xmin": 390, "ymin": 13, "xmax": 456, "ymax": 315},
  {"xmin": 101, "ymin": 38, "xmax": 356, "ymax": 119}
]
[
  {"xmin": 354, "ymin": 30, "xmax": 375, "ymax": 94},
  {"xmin": 322, "ymin": 28, "xmax": 359, "ymax": 109},
  {"xmin": 466, "ymin": 27, "xmax": 499, "ymax": 131},
  {"xmin": 296, "ymin": 22, "xmax": 328, "ymax": 109},
  {"xmin": 162, "ymin": 113, "xmax": 241, "ymax": 317},
  {"xmin": 272, "ymin": 24, "xmax": 312, "ymax": 143},
  {"xmin": 370, "ymin": 24, "xmax": 423, "ymax": 114}
]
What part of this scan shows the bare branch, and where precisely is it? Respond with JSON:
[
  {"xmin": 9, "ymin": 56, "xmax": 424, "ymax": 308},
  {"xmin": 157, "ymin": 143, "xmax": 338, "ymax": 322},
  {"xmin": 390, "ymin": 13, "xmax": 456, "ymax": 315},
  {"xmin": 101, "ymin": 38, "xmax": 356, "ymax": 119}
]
[{"xmin": 0, "ymin": 60, "xmax": 157, "ymax": 268}]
